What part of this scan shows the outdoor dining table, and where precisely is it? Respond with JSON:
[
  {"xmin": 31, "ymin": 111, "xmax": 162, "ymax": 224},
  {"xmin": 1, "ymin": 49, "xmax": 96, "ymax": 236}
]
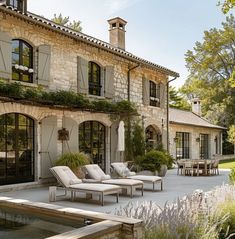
[{"xmin": 178, "ymin": 159, "xmax": 213, "ymax": 176}]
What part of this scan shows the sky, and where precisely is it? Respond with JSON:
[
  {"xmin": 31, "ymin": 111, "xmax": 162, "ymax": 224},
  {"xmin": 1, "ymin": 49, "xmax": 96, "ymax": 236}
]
[{"xmin": 27, "ymin": 0, "xmax": 232, "ymax": 88}]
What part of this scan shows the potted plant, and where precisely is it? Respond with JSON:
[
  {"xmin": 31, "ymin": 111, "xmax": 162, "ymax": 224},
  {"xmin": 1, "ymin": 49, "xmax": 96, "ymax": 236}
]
[
  {"xmin": 137, "ymin": 150, "xmax": 170, "ymax": 177},
  {"xmin": 55, "ymin": 152, "xmax": 90, "ymax": 179}
]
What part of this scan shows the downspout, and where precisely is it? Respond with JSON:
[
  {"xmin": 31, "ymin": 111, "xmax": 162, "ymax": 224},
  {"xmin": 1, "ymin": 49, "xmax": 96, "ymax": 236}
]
[
  {"xmin": 126, "ymin": 64, "xmax": 140, "ymax": 161},
  {"xmin": 166, "ymin": 76, "xmax": 178, "ymax": 152}
]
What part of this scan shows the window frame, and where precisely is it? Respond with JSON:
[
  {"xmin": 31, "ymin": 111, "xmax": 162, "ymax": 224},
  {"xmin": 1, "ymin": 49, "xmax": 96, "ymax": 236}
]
[
  {"xmin": 7, "ymin": 0, "xmax": 23, "ymax": 11},
  {"xmin": 200, "ymin": 134, "xmax": 209, "ymax": 159},
  {"xmin": 12, "ymin": 39, "xmax": 33, "ymax": 83},
  {"xmin": 149, "ymin": 81, "xmax": 160, "ymax": 107},
  {"xmin": 88, "ymin": 61, "xmax": 102, "ymax": 96},
  {"xmin": 176, "ymin": 132, "xmax": 190, "ymax": 160}
]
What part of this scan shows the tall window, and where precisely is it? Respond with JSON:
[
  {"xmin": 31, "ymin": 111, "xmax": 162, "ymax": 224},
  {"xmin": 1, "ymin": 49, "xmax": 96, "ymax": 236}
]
[
  {"xmin": 12, "ymin": 39, "xmax": 33, "ymax": 83},
  {"xmin": 176, "ymin": 132, "xmax": 190, "ymax": 160},
  {"xmin": 79, "ymin": 121, "xmax": 105, "ymax": 170},
  {"xmin": 200, "ymin": 134, "xmax": 209, "ymax": 159},
  {"xmin": 88, "ymin": 62, "xmax": 101, "ymax": 96},
  {"xmin": 149, "ymin": 81, "xmax": 160, "ymax": 107},
  {"xmin": 0, "ymin": 113, "xmax": 34, "ymax": 185}
]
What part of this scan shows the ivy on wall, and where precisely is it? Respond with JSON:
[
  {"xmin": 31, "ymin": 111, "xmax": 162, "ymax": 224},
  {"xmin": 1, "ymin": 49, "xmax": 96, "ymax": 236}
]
[{"xmin": 0, "ymin": 81, "xmax": 137, "ymax": 115}]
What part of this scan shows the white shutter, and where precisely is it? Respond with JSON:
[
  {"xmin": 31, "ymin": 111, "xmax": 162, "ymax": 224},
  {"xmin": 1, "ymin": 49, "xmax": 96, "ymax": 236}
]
[
  {"xmin": 77, "ymin": 56, "xmax": 88, "ymax": 94},
  {"xmin": 105, "ymin": 65, "xmax": 114, "ymax": 98},
  {"xmin": 0, "ymin": 31, "xmax": 12, "ymax": 79},
  {"xmin": 38, "ymin": 44, "xmax": 51, "ymax": 86}
]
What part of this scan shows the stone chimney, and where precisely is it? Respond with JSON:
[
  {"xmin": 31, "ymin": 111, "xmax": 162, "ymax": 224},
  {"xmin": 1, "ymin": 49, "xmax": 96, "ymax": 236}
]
[
  {"xmin": 108, "ymin": 17, "xmax": 127, "ymax": 50},
  {"xmin": 191, "ymin": 98, "xmax": 201, "ymax": 116}
]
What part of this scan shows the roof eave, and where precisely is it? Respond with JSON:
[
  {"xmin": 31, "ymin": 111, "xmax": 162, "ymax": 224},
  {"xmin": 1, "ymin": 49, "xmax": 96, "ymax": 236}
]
[{"xmin": 169, "ymin": 121, "xmax": 226, "ymax": 130}]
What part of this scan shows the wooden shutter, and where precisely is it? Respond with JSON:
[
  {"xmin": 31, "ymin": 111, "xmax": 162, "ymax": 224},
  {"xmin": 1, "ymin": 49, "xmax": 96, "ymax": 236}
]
[
  {"xmin": 77, "ymin": 56, "xmax": 88, "ymax": 94},
  {"xmin": 105, "ymin": 66, "xmax": 114, "ymax": 98},
  {"xmin": 0, "ymin": 31, "xmax": 12, "ymax": 79},
  {"xmin": 160, "ymin": 82, "xmax": 166, "ymax": 109},
  {"xmin": 38, "ymin": 44, "xmax": 51, "ymax": 86},
  {"xmin": 142, "ymin": 77, "xmax": 150, "ymax": 105}
]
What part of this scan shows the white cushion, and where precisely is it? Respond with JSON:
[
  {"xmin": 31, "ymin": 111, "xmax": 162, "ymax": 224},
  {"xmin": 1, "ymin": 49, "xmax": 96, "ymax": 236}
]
[
  {"xmin": 70, "ymin": 179, "xmax": 82, "ymax": 185},
  {"xmin": 51, "ymin": 166, "xmax": 81, "ymax": 187},
  {"xmin": 111, "ymin": 162, "xmax": 136, "ymax": 177},
  {"xmin": 69, "ymin": 183, "xmax": 120, "ymax": 192},
  {"xmin": 128, "ymin": 175, "xmax": 162, "ymax": 183},
  {"xmin": 102, "ymin": 179, "xmax": 143, "ymax": 186},
  {"xmin": 85, "ymin": 164, "xmax": 110, "ymax": 181}
]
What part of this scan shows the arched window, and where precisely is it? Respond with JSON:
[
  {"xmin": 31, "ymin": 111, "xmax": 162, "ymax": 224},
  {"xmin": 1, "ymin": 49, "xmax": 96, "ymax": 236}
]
[
  {"xmin": 12, "ymin": 39, "xmax": 33, "ymax": 83},
  {"xmin": 88, "ymin": 62, "xmax": 101, "ymax": 96},
  {"xmin": 79, "ymin": 121, "xmax": 105, "ymax": 170},
  {"xmin": 0, "ymin": 113, "xmax": 35, "ymax": 185},
  {"xmin": 149, "ymin": 81, "xmax": 160, "ymax": 107}
]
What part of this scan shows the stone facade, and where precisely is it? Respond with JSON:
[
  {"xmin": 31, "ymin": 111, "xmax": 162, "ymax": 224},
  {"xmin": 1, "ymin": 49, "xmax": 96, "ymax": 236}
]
[
  {"xmin": 0, "ymin": 5, "xmax": 178, "ymax": 187},
  {"xmin": 169, "ymin": 124, "xmax": 222, "ymax": 160}
]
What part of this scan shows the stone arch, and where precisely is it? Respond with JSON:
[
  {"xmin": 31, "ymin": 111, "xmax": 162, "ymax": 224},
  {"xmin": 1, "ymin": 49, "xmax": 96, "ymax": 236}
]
[
  {"xmin": 77, "ymin": 113, "xmax": 112, "ymax": 127},
  {"xmin": 145, "ymin": 124, "xmax": 162, "ymax": 149}
]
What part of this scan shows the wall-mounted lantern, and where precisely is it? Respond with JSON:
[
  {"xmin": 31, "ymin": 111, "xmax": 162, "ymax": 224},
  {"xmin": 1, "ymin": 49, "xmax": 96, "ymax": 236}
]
[
  {"xmin": 58, "ymin": 128, "xmax": 69, "ymax": 141},
  {"xmin": 196, "ymin": 137, "xmax": 200, "ymax": 142}
]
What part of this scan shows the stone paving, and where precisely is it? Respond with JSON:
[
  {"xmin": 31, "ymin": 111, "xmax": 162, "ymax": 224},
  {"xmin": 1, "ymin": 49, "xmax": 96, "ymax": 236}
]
[{"xmin": 0, "ymin": 169, "xmax": 230, "ymax": 214}]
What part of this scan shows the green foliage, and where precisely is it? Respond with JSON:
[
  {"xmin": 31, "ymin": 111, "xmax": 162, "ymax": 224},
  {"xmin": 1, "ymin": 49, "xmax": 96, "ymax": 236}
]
[
  {"xmin": 55, "ymin": 152, "xmax": 89, "ymax": 170},
  {"xmin": 229, "ymin": 168, "xmax": 235, "ymax": 184},
  {"xmin": 228, "ymin": 125, "xmax": 235, "ymax": 145},
  {"xmin": 219, "ymin": 0, "xmax": 235, "ymax": 13},
  {"xmin": 0, "ymin": 81, "xmax": 137, "ymax": 115},
  {"xmin": 138, "ymin": 150, "xmax": 169, "ymax": 172},
  {"xmin": 132, "ymin": 122, "xmax": 145, "ymax": 158},
  {"xmin": 51, "ymin": 13, "xmax": 82, "ymax": 32},
  {"xmin": 219, "ymin": 199, "xmax": 235, "ymax": 236},
  {"xmin": 183, "ymin": 15, "xmax": 235, "ymax": 128},
  {"xmin": 169, "ymin": 86, "xmax": 190, "ymax": 110}
]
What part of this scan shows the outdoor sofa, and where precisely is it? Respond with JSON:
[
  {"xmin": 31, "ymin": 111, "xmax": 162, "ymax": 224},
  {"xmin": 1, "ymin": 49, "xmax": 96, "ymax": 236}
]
[
  {"xmin": 83, "ymin": 164, "xmax": 144, "ymax": 197},
  {"xmin": 50, "ymin": 166, "xmax": 121, "ymax": 206},
  {"xmin": 111, "ymin": 162, "xmax": 163, "ymax": 191}
]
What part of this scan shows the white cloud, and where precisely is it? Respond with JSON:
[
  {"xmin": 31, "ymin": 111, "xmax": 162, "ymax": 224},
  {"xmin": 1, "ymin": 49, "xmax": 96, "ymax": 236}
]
[{"xmin": 105, "ymin": 0, "xmax": 141, "ymax": 15}]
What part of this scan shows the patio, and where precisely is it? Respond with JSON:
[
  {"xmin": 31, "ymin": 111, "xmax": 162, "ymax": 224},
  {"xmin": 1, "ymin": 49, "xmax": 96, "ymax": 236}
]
[{"xmin": 0, "ymin": 168, "xmax": 230, "ymax": 214}]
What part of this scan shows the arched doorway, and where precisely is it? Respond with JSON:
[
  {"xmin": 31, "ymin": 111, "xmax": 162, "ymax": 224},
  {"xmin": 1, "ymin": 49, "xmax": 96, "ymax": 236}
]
[
  {"xmin": 79, "ymin": 121, "xmax": 106, "ymax": 170},
  {"xmin": 145, "ymin": 125, "xmax": 162, "ymax": 150},
  {"xmin": 0, "ymin": 113, "xmax": 35, "ymax": 185}
]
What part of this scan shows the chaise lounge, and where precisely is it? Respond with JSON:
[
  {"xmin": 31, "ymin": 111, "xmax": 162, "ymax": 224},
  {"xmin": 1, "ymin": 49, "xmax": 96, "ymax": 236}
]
[
  {"xmin": 50, "ymin": 166, "xmax": 121, "ymax": 206},
  {"xmin": 83, "ymin": 164, "xmax": 144, "ymax": 197},
  {"xmin": 111, "ymin": 162, "xmax": 163, "ymax": 191}
]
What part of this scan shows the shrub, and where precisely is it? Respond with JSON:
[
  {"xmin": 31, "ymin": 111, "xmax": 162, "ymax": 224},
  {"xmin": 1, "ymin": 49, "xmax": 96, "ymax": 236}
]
[
  {"xmin": 55, "ymin": 152, "xmax": 90, "ymax": 170},
  {"xmin": 138, "ymin": 150, "xmax": 168, "ymax": 172},
  {"xmin": 229, "ymin": 168, "xmax": 235, "ymax": 184}
]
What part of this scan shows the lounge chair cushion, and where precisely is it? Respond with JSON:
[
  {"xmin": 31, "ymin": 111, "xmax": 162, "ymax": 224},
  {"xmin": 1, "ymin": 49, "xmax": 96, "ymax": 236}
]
[
  {"xmin": 102, "ymin": 178, "xmax": 143, "ymax": 186},
  {"xmin": 128, "ymin": 175, "xmax": 162, "ymax": 183},
  {"xmin": 111, "ymin": 162, "xmax": 136, "ymax": 177},
  {"xmin": 70, "ymin": 179, "xmax": 83, "ymax": 185},
  {"xmin": 52, "ymin": 166, "xmax": 82, "ymax": 187},
  {"xmin": 69, "ymin": 183, "xmax": 120, "ymax": 192},
  {"xmin": 85, "ymin": 164, "xmax": 111, "ymax": 181}
]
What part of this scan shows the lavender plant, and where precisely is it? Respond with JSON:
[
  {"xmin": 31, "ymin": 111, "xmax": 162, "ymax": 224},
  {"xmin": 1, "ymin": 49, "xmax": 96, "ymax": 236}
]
[{"xmin": 114, "ymin": 185, "xmax": 235, "ymax": 239}]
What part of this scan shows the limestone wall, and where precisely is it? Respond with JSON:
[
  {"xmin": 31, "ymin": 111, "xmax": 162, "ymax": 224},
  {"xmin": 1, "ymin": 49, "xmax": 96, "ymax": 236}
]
[{"xmin": 169, "ymin": 124, "xmax": 222, "ymax": 159}]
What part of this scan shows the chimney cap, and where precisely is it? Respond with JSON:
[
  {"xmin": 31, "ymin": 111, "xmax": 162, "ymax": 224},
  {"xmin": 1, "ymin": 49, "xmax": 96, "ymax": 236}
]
[{"xmin": 108, "ymin": 17, "xmax": 127, "ymax": 26}]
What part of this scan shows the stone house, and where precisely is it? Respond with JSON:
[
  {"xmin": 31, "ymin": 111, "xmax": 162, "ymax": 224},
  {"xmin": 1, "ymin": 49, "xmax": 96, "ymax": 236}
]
[
  {"xmin": 0, "ymin": 0, "xmax": 179, "ymax": 187},
  {"xmin": 169, "ymin": 99, "xmax": 225, "ymax": 160}
]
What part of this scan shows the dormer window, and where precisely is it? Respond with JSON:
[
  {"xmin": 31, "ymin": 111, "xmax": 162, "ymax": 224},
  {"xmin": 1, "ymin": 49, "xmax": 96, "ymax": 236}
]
[
  {"xmin": 149, "ymin": 81, "xmax": 160, "ymax": 107},
  {"xmin": 88, "ymin": 61, "xmax": 101, "ymax": 96}
]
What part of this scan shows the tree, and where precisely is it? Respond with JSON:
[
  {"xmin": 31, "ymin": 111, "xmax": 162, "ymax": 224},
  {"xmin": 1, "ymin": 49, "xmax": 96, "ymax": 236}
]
[
  {"xmin": 219, "ymin": 0, "xmax": 235, "ymax": 13},
  {"xmin": 227, "ymin": 125, "xmax": 235, "ymax": 154},
  {"xmin": 51, "ymin": 13, "xmax": 82, "ymax": 32},
  {"xmin": 182, "ymin": 15, "xmax": 235, "ymax": 127},
  {"xmin": 169, "ymin": 86, "xmax": 191, "ymax": 111}
]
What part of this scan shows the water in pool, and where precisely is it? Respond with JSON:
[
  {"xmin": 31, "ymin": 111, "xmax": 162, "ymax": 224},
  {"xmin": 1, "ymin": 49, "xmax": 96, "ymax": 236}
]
[{"xmin": 0, "ymin": 208, "xmax": 83, "ymax": 239}]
